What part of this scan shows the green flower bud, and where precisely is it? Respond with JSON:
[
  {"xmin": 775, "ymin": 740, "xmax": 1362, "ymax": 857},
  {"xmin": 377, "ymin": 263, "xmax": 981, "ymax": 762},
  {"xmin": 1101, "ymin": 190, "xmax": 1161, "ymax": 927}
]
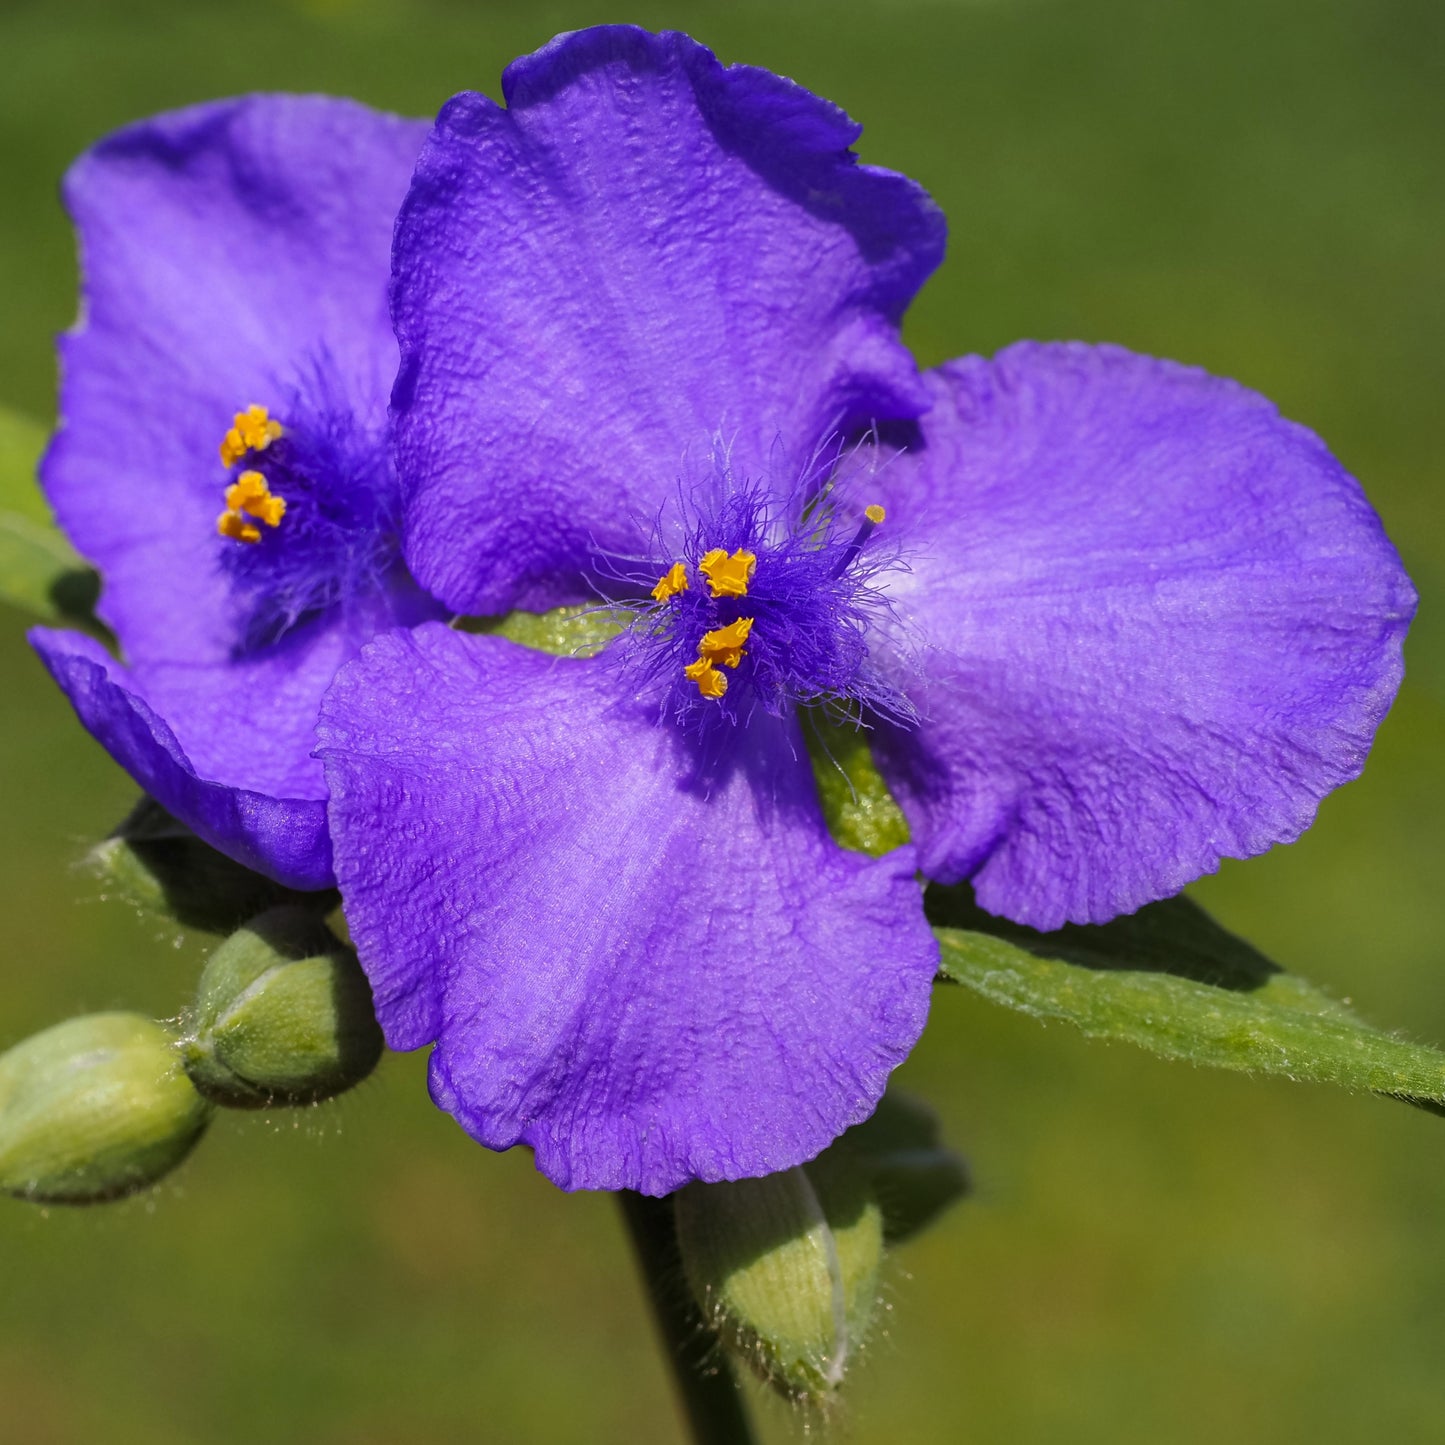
[
  {"xmin": 87, "ymin": 796, "xmax": 335, "ymax": 935},
  {"xmin": 674, "ymin": 1151, "xmax": 884, "ymax": 1406},
  {"xmin": 843, "ymin": 1089, "xmax": 971, "ymax": 1244},
  {"xmin": 0, "ymin": 1013, "xmax": 212, "ymax": 1204},
  {"xmin": 184, "ymin": 906, "xmax": 383, "ymax": 1108}
]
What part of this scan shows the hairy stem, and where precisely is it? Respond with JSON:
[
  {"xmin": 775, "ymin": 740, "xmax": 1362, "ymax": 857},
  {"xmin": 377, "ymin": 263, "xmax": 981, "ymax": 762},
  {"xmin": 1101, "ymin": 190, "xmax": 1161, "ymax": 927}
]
[{"xmin": 618, "ymin": 1191, "xmax": 759, "ymax": 1445}]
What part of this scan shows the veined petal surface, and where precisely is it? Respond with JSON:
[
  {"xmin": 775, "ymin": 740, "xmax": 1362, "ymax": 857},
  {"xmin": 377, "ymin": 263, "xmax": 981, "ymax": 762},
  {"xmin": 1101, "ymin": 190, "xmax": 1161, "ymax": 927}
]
[
  {"xmin": 318, "ymin": 623, "xmax": 938, "ymax": 1193},
  {"xmin": 872, "ymin": 342, "xmax": 1415, "ymax": 929},
  {"xmin": 392, "ymin": 25, "xmax": 945, "ymax": 614}
]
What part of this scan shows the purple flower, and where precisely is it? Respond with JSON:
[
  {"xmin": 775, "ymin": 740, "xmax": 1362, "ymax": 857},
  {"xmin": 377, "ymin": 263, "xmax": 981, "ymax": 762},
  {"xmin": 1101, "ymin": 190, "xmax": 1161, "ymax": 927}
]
[
  {"xmin": 316, "ymin": 27, "xmax": 1414, "ymax": 1194},
  {"xmin": 30, "ymin": 95, "xmax": 440, "ymax": 888}
]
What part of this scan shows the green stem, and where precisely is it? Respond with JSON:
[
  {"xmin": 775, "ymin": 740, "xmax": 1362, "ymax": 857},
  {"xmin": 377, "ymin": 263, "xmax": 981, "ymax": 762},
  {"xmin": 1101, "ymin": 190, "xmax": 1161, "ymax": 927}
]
[{"xmin": 618, "ymin": 1191, "xmax": 759, "ymax": 1445}]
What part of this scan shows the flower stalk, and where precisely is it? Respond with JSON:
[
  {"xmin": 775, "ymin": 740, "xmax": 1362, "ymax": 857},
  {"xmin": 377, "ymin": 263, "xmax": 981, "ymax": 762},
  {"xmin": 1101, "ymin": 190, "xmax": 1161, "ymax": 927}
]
[{"xmin": 617, "ymin": 1191, "xmax": 759, "ymax": 1445}]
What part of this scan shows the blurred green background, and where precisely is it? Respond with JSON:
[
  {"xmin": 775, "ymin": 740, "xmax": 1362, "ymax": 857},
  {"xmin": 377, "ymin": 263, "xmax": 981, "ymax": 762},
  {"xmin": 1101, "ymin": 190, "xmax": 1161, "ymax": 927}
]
[{"xmin": 1, "ymin": 0, "xmax": 1442, "ymax": 1440}]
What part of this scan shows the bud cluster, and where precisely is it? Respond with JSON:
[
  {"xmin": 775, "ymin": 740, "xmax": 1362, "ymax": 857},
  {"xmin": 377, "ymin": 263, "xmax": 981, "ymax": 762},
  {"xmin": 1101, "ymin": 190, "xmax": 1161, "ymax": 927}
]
[
  {"xmin": 0, "ymin": 802, "xmax": 382, "ymax": 1205},
  {"xmin": 6, "ymin": 796, "xmax": 970, "ymax": 1419}
]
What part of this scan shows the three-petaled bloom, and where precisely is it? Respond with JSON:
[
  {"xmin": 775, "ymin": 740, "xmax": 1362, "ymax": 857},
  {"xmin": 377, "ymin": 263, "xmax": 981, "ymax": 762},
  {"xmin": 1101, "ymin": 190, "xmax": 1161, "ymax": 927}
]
[
  {"xmin": 311, "ymin": 27, "xmax": 1415, "ymax": 1195},
  {"xmin": 30, "ymin": 94, "xmax": 440, "ymax": 887}
]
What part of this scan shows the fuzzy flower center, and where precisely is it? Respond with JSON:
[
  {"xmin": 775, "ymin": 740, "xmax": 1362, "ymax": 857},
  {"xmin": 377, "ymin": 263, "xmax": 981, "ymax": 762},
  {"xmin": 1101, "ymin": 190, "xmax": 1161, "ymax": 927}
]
[
  {"xmin": 620, "ymin": 485, "xmax": 903, "ymax": 731},
  {"xmin": 649, "ymin": 547, "xmax": 761, "ymax": 699},
  {"xmin": 211, "ymin": 380, "xmax": 400, "ymax": 654}
]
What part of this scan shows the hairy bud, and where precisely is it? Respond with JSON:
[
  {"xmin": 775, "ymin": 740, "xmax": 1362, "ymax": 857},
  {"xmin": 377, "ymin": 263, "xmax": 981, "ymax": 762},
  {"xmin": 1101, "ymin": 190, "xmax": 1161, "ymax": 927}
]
[
  {"xmin": 674, "ymin": 1151, "xmax": 884, "ymax": 1406},
  {"xmin": 184, "ymin": 906, "xmax": 383, "ymax": 1107},
  {"xmin": 0, "ymin": 1013, "xmax": 212, "ymax": 1203}
]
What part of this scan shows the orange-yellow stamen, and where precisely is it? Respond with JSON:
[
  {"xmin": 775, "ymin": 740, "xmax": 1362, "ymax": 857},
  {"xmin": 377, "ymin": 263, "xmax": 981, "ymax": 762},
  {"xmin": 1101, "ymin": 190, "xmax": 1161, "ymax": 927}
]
[
  {"xmin": 865, "ymin": 503, "xmax": 886, "ymax": 525},
  {"xmin": 226, "ymin": 470, "xmax": 287, "ymax": 527},
  {"xmin": 218, "ymin": 469, "xmax": 286, "ymax": 544},
  {"xmin": 684, "ymin": 657, "xmax": 729, "ymax": 699},
  {"xmin": 651, "ymin": 562, "xmax": 689, "ymax": 602},
  {"xmin": 217, "ymin": 510, "xmax": 262, "ymax": 545},
  {"xmin": 698, "ymin": 547, "xmax": 756, "ymax": 598},
  {"xmin": 220, "ymin": 405, "xmax": 284, "ymax": 467},
  {"xmin": 697, "ymin": 616, "xmax": 754, "ymax": 670}
]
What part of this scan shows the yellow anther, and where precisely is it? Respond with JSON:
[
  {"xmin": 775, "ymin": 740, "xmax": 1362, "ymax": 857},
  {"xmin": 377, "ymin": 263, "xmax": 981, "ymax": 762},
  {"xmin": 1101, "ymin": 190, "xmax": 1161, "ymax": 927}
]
[
  {"xmin": 697, "ymin": 616, "xmax": 754, "ymax": 670},
  {"xmin": 684, "ymin": 657, "xmax": 729, "ymax": 699},
  {"xmin": 221, "ymin": 468, "xmax": 286, "ymax": 533},
  {"xmin": 698, "ymin": 547, "xmax": 757, "ymax": 598},
  {"xmin": 651, "ymin": 562, "xmax": 689, "ymax": 602},
  {"xmin": 865, "ymin": 503, "xmax": 886, "ymax": 525},
  {"xmin": 220, "ymin": 405, "xmax": 283, "ymax": 467},
  {"xmin": 218, "ymin": 470, "xmax": 285, "ymax": 543},
  {"xmin": 253, "ymin": 493, "xmax": 286, "ymax": 527},
  {"xmin": 226, "ymin": 470, "xmax": 265, "ymax": 502},
  {"xmin": 225, "ymin": 470, "xmax": 264, "ymax": 510},
  {"xmin": 217, "ymin": 510, "xmax": 262, "ymax": 545}
]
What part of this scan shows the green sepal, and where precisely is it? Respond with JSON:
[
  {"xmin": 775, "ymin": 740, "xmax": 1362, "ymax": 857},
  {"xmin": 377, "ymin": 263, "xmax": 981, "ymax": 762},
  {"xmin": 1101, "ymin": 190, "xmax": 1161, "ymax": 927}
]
[
  {"xmin": 454, "ymin": 604, "xmax": 628, "ymax": 657},
  {"xmin": 184, "ymin": 906, "xmax": 383, "ymax": 1108},
  {"xmin": 674, "ymin": 1150, "xmax": 884, "ymax": 1407},
  {"xmin": 932, "ymin": 883, "xmax": 1445, "ymax": 1109},
  {"xmin": 803, "ymin": 709, "xmax": 910, "ymax": 857},
  {"xmin": 0, "ymin": 404, "xmax": 103, "ymax": 629},
  {"xmin": 842, "ymin": 1089, "xmax": 970, "ymax": 1244},
  {"xmin": 0, "ymin": 1013, "xmax": 212, "ymax": 1205},
  {"xmin": 88, "ymin": 796, "xmax": 335, "ymax": 935}
]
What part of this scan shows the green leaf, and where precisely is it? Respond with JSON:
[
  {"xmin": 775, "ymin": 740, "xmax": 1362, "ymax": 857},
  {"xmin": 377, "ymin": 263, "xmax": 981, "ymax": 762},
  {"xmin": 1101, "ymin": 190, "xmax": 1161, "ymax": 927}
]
[
  {"xmin": 454, "ymin": 604, "xmax": 628, "ymax": 657},
  {"xmin": 0, "ymin": 405, "xmax": 50, "ymax": 523},
  {"xmin": 0, "ymin": 405, "xmax": 102, "ymax": 627},
  {"xmin": 804, "ymin": 710, "xmax": 910, "ymax": 857},
  {"xmin": 931, "ymin": 884, "xmax": 1445, "ymax": 1109}
]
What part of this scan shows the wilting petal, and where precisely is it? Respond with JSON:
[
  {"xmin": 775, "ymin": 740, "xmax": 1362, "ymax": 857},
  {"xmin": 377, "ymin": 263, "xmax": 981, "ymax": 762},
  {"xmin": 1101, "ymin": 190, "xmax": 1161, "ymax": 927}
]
[
  {"xmin": 318, "ymin": 623, "xmax": 937, "ymax": 1193},
  {"xmin": 392, "ymin": 25, "xmax": 944, "ymax": 614},
  {"xmin": 30, "ymin": 628, "xmax": 331, "ymax": 889},
  {"xmin": 871, "ymin": 342, "xmax": 1415, "ymax": 929}
]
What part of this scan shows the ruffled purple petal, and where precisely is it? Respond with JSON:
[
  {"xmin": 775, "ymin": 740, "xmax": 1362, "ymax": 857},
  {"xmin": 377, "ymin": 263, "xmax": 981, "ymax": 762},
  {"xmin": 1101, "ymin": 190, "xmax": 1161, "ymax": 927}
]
[
  {"xmin": 46, "ymin": 95, "xmax": 427, "ymax": 668},
  {"xmin": 30, "ymin": 628, "xmax": 332, "ymax": 889},
  {"xmin": 317, "ymin": 622, "xmax": 937, "ymax": 1194},
  {"xmin": 871, "ymin": 342, "xmax": 1415, "ymax": 929},
  {"xmin": 392, "ymin": 25, "xmax": 945, "ymax": 615}
]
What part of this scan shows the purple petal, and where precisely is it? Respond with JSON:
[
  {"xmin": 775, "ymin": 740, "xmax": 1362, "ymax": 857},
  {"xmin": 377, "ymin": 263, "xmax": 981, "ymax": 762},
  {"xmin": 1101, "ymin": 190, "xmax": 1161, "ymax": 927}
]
[
  {"xmin": 871, "ymin": 343, "xmax": 1415, "ymax": 929},
  {"xmin": 30, "ymin": 628, "xmax": 332, "ymax": 889},
  {"xmin": 318, "ymin": 623, "xmax": 937, "ymax": 1194},
  {"xmin": 392, "ymin": 25, "xmax": 944, "ymax": 615},
  {"xmin": 45, "ymin": 95, "xmax": 427, "ymax": 668}
]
